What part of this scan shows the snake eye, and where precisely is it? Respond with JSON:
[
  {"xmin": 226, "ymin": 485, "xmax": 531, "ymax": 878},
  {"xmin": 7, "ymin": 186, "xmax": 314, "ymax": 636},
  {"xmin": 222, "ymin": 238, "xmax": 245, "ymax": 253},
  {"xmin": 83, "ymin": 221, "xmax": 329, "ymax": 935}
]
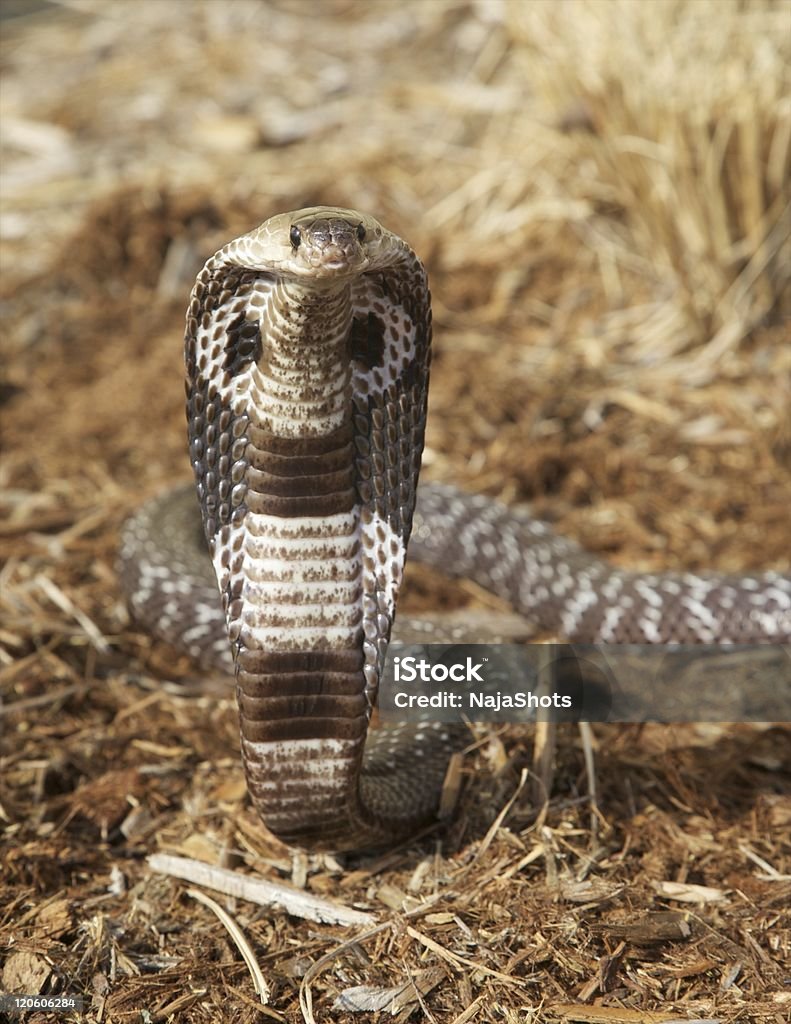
[
  {"xmin": 356, "ymin": 223, "xmax": 366, "ymax": 242},
  {"xmin": 289, "ymin": 225, "xmax": 301, "ymax": 250}
]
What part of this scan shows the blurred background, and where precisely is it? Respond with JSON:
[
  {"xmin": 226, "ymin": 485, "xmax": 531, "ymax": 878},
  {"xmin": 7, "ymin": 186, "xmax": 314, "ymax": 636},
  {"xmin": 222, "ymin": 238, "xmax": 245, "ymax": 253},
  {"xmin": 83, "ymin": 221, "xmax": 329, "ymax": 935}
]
[
  {"xmin": 1, "ymin": 1, "xmax": 790, "ymax": 1020},
  {"xmin": 3, "ymin": 0, "xmax": 789, "ymax": 564}
]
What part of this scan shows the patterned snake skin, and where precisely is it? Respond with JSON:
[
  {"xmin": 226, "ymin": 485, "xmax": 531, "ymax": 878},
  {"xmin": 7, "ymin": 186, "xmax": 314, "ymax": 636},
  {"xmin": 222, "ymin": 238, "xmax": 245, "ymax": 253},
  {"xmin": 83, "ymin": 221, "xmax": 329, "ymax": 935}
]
[{"xmin": 118, "ymin": 207, "xmax": 791, "ymax": 852}]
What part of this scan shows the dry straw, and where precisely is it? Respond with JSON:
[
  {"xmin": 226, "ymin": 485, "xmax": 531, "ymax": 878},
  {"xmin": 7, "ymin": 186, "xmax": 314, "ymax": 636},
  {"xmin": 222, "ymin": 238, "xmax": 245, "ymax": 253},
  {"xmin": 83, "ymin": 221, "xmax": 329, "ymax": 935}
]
[{"xmin": 506, "ymin": 0, "xmax": 790, "ymax": 369}]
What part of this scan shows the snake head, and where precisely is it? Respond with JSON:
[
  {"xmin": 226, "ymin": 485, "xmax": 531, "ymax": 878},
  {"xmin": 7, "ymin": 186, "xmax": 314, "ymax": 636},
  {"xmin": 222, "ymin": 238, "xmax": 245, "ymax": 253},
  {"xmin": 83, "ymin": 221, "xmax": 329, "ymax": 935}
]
[{"xmin": 235, "ymin": 206, "xmax": 393, "ymax": 281}]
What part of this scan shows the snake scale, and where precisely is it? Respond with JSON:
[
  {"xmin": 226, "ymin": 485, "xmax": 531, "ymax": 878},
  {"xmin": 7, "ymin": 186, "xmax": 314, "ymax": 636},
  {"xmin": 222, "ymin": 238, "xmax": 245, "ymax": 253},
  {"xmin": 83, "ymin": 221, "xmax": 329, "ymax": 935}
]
[{"xmin": 119, "ymin": 207, "xmax": 791, "ymax": 851}]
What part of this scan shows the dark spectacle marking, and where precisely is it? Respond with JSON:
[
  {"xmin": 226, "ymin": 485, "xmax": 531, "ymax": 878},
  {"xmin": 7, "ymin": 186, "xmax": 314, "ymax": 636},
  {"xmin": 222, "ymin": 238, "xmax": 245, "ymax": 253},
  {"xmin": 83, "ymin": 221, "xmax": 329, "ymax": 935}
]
[
  {"xmin": 224, "ymin": 313, "xmax": 262, "ymax": 377},
  {"xmin": 350, "ymin": 312, "xmax": 386, "ymax": 369}
]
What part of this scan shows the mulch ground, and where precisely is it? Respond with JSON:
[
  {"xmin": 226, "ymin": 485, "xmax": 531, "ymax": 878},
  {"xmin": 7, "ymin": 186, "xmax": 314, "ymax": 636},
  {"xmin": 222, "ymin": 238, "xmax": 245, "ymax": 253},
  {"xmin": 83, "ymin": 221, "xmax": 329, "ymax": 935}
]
[{"xmin": 1, "ymin": 3, "xmax": 790, "ymax": 1022}]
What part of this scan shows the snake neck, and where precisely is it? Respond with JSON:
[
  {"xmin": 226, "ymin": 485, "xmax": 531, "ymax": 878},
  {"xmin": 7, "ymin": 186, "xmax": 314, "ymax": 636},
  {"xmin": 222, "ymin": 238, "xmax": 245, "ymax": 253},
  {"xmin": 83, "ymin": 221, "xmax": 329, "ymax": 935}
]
[{"xmin": 245, "ymin": 280, "xmax": 354, "ymax": 436}]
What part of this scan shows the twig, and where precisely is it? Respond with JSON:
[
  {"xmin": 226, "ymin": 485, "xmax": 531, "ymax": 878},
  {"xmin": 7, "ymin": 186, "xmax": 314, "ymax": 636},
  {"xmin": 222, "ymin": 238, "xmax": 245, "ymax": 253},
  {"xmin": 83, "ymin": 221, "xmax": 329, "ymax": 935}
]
[
  {"xmin": 35, "ymin": 574, "xmax": 110, "ymax": 654},
  {"xmin": 148, "ymin": 853, "xmax": 375, "ymax": 926},
  {"xmin": 738, "ymin": 843, "xmax": 791, "ymax": 881},
  {"xmin": 577, "ymin": 721, "xmax": 598, "ymax": 840},
  {"xmin": 405, "ymin": 926, "xmax": 524, "ymax": 987},
  {"xmin": 300, "ymin": 922, "xmax": 391, "ymax": 1024},
  {"xmin": 186, "ymin": 887, "xmax": 270, "ymax": 1004}
]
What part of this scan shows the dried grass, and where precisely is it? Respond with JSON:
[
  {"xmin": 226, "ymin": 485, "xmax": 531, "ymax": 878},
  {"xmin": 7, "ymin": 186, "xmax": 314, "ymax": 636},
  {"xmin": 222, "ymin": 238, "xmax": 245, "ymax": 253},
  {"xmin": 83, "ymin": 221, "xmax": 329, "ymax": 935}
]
[
  {"xmin": 514, "ymin": 1, "xmax": 791, "ymax": 360},
  {"xmin": 1, "ymin": 1, "xmax": 790, "ymax": 1021}
]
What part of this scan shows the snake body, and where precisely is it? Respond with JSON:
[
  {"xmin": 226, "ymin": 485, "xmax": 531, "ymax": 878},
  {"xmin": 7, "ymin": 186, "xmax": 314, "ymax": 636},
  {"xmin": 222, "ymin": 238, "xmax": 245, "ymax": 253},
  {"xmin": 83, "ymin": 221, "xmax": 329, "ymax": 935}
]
[{"xmin": 119, "ymin": 207, "xmax": 791, "ymax": 851}]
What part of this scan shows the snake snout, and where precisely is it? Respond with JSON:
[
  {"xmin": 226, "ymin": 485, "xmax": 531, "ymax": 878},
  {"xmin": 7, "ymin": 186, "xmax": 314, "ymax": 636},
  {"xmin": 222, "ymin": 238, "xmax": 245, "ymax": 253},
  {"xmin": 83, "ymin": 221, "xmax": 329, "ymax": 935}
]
[
  {"xmin": 300, "ymin": 218, "xmax": 367, "ymax": 275},
  {"xmin": 315, "ymin": 243, "xmax": 354, "ymax": 269}
]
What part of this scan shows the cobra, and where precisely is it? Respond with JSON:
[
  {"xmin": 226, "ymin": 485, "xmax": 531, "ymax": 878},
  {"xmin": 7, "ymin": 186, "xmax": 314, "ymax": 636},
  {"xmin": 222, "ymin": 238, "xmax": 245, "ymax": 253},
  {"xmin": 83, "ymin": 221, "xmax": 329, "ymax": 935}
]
[{"xmin": 119, "ymin": 206, "xmax": 791, "ymax": 851}]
